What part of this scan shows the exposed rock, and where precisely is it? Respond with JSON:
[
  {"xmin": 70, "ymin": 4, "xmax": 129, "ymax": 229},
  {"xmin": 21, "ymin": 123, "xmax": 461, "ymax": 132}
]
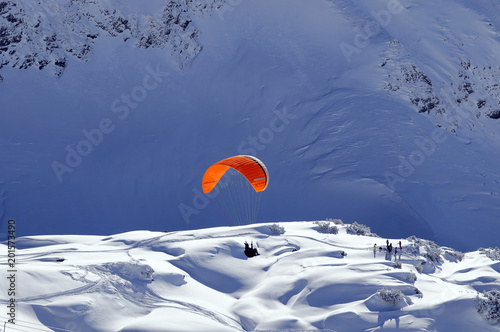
[
  {"xmin": 0, "ymin": 0, "xmax": 225, "ymax": 77},
  {"xmin": 488, "ymin": 110, "xmax": 500, "ymax": 119},
  {"xmin": 382, "ymin": 39, "xmax": 500, "ymax": 128}
]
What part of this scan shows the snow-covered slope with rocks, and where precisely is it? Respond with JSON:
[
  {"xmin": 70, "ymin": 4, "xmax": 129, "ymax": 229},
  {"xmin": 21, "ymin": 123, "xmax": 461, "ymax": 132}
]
[
  {"xmin": 1, "ymin": 0, "xmax": 500, "ymax": 251},
  {"xmin": 0, "ymin": 0, "xmax": 223, "ymax": 77},
  {"xmin": 1, "ymin": 221, "xmax": 500, "ymax": 331}
]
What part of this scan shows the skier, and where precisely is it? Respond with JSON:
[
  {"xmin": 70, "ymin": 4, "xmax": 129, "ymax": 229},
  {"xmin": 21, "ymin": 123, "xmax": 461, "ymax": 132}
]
[{"xmin": 399, "ymin": 241, "xmax": 402, "ymax": 250}]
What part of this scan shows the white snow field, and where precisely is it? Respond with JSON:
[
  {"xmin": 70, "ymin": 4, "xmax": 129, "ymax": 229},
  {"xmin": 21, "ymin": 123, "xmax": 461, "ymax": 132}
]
[{"xmin": 1, "ymin": 221, "xmax": 500, "ymax": 331}]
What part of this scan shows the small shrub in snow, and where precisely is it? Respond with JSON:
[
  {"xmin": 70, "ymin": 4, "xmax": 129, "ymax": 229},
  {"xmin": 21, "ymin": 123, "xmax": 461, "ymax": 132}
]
[
  {"xmin": 406, "ymin": 235, "xmax": 420, "ymax": 243},
  {"xmin": 477, "ymin": 289, "xmax": 500, "ymax": 322},
  {"xmin": 313, "ymin": 221, "xmax": 339, "ymax": 234},
  {"xmin": 406, "ymin": 235, "xmax": 427, "ymax": 250},
  {"xmin": 414, "ymin": 264, "xmax": 423, "ymax": 274},
  {"xmin": 479, "ymin": 247, "xmax": 500, "ymax": 261},
  {"xmin": 405, "ymin": 242, "xmax": 420, "ymax": 256},
  {"xmin": 424, "ymin": 244, "xmax": 443, "ymax": 263},
  {"xmin": 445, "ymin": 248, "xmax": 465, "ymax": 261},
  {"xmin": 378, "ymin": 287, "xmax": 403, "ymax": 305},
  {"xmin": 406, "ymin": 272, "xmax": 417, "ymax": 283},
  {"xmin": 393, "ymin": 261, "xmax": 402, "ymax": 269},
  {"xmin": 407, "ymin": 236, "xmax": 442, "ymax": 263},
  {"xmin": 346, "ymin": 222, "xmax": 379, "ymax": 237},
  {"xmin": 326, "ymin": 218, "xmax": 344, "ymax": 225},
  {"xmin": 267, "ymin": 223, "xmax": 285, "ymax": 234}
]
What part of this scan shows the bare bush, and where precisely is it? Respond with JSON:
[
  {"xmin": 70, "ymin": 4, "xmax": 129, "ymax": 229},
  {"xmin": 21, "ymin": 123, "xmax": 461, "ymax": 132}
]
[
  {"xmin": 445, "ymin": 248, "xmax": 465, "ymax": 261},
  {"xmin": 479, "ymin": 247, "xmax": 500, "ymax": 261},
  {"xmin": 326, "ymin": 218, "xmax": 344, "ymax": 225},
  {"xmin": 378, "ymin": 287, "xmax": 403, "ymax": 305},
  {"xmin": 267, "ymin": 223, "xmax": 285, "ymax": 234},
  {"xmin": 477, "ymin": 289, "xmax": 500, "ymax": 322},
  {"xmin": 346, "ymin": 222, "xmax": 379, "ymax": 237},
  {"xmin": 406, "ymin": 272, "xmax": 417, "ymax": 283},
  {"xmin": 407, "ymin": 236, "xmax": 442, "ymax": 263},
  {"xmin": 313, "ymin": 221, "xmax": 339, "ymax": 234}
]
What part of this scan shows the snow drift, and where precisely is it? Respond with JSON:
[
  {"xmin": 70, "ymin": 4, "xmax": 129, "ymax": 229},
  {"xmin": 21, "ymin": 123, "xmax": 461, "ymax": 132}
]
[{"xmin": 1, "ymin": 221, "xmax": 499, "ymax": 331}]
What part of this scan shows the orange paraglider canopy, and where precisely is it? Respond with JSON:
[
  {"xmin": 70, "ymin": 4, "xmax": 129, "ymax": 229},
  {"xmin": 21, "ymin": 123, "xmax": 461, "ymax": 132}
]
[{"xmin": 202, "ymin": 155, "xmax": 269, "ymax": 194}]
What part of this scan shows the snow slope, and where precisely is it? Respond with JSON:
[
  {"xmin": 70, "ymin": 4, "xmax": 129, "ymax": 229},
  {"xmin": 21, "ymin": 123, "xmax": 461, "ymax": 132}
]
[
  {"xmin": 1, "ymin": 221, "xmax": 499, "ymax": 331},
  {"xmin": 1, "ymin": 0, "xmax": 500, "ymax": 251}
]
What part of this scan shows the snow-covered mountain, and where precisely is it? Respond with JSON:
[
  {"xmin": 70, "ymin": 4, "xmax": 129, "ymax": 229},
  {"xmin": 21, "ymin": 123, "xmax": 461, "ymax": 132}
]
[
  {"xmin": 1, "ymin": 221, "xmax": 500, "ymax": 331},
  {"xmin": 1, "ymin": 0, "xmax": 500, "ymax": 251}
]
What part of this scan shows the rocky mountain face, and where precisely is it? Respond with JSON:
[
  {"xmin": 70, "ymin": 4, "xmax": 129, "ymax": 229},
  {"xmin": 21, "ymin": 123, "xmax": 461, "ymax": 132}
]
[
  {"xmin": 4, "ymin": 0, "xmax": 498, "ymax": 125},
  {"xmin": 383, "ymin": 40, "xmax": 500, "ymax": 125},
  {"xmin": 0, "ymin": 0, "xmax": 224, "ymax": 79}
]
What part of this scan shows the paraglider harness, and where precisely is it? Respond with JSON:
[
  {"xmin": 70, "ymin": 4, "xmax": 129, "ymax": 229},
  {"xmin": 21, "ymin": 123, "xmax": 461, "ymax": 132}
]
[{"xmin": 244, "ymin": 241, "xmax": 259, "ymax": 258}]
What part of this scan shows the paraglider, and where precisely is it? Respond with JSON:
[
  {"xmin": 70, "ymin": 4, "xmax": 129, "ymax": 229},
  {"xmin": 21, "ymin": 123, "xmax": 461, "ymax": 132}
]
[
  {"xmin": 202, "ymin": 155, "xmax": 269, "ymax": 194},
  {"xmin": 244, "ymin": 241, "xmax": 260, "ymax": 258},
  {"xmin": 201, "ymin": 155, "xmax": 269, "ymax": 226}
]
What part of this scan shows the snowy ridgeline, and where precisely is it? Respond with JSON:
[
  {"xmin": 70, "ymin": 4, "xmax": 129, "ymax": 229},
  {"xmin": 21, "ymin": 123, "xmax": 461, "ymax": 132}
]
[
  {"xmin": 1, "ymin": 221, "xmax": 499, "ymax": 331},
  {"xmin": 0, "ymin": 0, "xmax": 225, "ymax": 77}
]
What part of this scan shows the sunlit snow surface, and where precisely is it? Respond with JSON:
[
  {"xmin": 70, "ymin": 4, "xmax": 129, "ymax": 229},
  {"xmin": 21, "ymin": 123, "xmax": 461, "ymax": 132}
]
[{"xmin": 1, "ymin": 221, "xmax": 499, "ymax": 331}]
